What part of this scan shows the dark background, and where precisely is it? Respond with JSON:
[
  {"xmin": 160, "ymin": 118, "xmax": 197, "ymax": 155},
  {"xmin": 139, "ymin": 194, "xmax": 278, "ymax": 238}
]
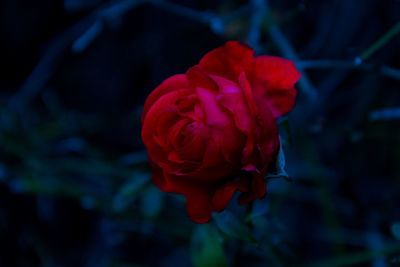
[{"xmin": 1, "ymin": 0, "xmax": 400, "ymax": 266}]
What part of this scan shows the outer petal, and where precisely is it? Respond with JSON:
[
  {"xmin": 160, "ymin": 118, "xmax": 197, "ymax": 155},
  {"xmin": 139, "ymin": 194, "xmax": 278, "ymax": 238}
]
[
  {"xmin": 186, "ymin": 66, "xmax": 218, "ymax": 92},
  {"xmin": 248, "ymin": 56, "xmax": 301, "ymax": 118},
  {"xmin": 142, "ymin": 89, "xmax": 191, "ymax": 169},
  {"xmin": 184, "ymin": 163, "xmax": 237, "ymax": 181},
  {"xmin": 149, "ymin": 159, "xmax": 169, "ymax": 191},
  {"xmin": 141, "ymin": 74, "xmax": 188, "ymax": 124},
  {"xmin": 238, "ymin": 174, "xmax": 267, "ymax": 205},
  {"xmin": 151, "ymin": 162, "xmax": 218, "ymax": 223},
  {"xmin": 238, "ymin": 71, "xmax": 258, "ymax": 116},
  {"xmin": 199, "ymin": 41, "xmax": 254, "ymax": 82},
  {"xmin": 212, "ymin": 174, "xmax": 267, "ymax": 212},
  {"xmin": 239, "ymin": 72, "xmax": 281, "ymax": 175},
  {"xmin": 154, "ymin": 109, "xmax": 181, "ymax": 147},
  {"xmin": 212, "ymin": 178, "xmax": 248, "ymax": 212},
  {"xmin": 198, "ymin": 41, "xmax": 301, "ymax": 119},
  {"xmin": 152, "ymin": 161, "xmax": 267, "ymax": 223}
]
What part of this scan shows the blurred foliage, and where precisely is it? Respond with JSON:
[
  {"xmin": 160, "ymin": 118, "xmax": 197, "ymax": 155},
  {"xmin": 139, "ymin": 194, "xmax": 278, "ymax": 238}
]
[
  {"xmin": 191, "ymin": 224, "xmax": 228, "ymax": 267},
  {"xmin": 1, "ymin": 0, "xmax": 400, "ymax": 266}
]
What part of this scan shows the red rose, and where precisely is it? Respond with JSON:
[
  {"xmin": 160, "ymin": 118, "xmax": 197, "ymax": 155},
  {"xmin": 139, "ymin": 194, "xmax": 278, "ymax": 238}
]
[{"xmin": 141, "ymin": 41, "xmax": 301, "ymax": 223}]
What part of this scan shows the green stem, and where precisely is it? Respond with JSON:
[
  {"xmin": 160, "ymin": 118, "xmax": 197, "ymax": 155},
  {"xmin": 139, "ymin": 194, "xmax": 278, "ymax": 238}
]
[{"xmin": 359, "ymin": 21, "xmax": 400, "ymax": 61}]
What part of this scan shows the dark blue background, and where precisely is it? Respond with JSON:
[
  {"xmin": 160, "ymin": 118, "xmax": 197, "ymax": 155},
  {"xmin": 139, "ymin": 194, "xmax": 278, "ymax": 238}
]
[{"xmin": 0, "ymin": 0, "xmax": 400, "ymax": 266}]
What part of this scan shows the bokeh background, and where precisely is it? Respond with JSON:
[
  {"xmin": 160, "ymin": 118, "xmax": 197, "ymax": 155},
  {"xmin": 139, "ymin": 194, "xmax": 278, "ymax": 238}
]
[{"xmin": 1, "ymin": 0, "xmax": 400, "ymax": 266}]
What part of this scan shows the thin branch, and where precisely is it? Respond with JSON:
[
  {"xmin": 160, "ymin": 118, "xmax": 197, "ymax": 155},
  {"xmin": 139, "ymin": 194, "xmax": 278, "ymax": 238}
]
[
  {"xmin": 9, "ymin": 0, "xmax": 148, "ymax": 111},
  {"xmin": 370, "ymin": 108, "xmax": 400, "ymax": 121},
  {"xmin": 358, "ymin": 21, "xmax": 400, "ymax": 62},
  {"xmin": 261, "ymin": 0, "xmax": 318, "ymax": 100},
  {"xmin": 149, "ymin": 0, "xmax": 217, "ymax": 24},
  {"xmin": 9, "ymin": 0, "xmax": 265, "ymax": 114},
  {"xmin": 9, "ymin": 0, "xmax": 255, "ymax": 111},
  {"xmin": 247, "ymin": 0, "xmax": 267, "ymax": 51},
  {"xmin": 296, "ymin": 60, "xmax": 400, "ymax": 80},
  {"xmin": 72, "ymin": 20, "xmax": 104, "ymax": 53},
  {"xmin": 267, "ymin": 25, "xmax": 318, "ymax": 100},
  {"xmin": 223, "ymin": 3, "xmax": 252, "ymax": 23}
]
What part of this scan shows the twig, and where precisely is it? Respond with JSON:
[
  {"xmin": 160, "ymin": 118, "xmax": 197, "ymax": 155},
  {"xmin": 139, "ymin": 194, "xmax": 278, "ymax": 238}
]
[
  {"xmin": 9, "ymin": 15, "xmax": 96, "ymax": 111},
  {"xmin": 247, "ymin": 0, "xmax": 267, "ymax": 51},
  {"xmin": 296, "ymin": 60, "xmax": 400, "ymax": 80},
  {"xmin": 262, "ymin": 0, "xmax": 318, "ymax": 100},
  {"xmin": 72, "ymin": 20, "xmax": 104, "ymax": 53},
  {"xmin": 357, "ymin": 21, "xmax": 400, "ymax": 62},
  {"xmin": 9, "ymin": 0, "xmax": 148, "ymax": 112},
  {"xmin": 149, "ymin": 0, "xmax": 218, "ymax": 25},
  {"xmin": 267, "ymin": 25, "xmax": 318, "ymax": 100},
  {"xmin": 223, "ymin": 3, "xmax": 252, "ymax": 23},
  {"xmin": 370, "ymin": 108, "xmax": 400, "ymax": 121},
  {"xmin": 9, "ymin": 0, "xmax": 256, "ymax": 112}
]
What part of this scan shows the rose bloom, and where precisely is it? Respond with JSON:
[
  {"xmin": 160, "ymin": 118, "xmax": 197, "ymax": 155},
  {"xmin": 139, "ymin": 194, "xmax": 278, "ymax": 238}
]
[{"xmin": 141, "ymin": 41, "xmax": 301, "ymax": 223}]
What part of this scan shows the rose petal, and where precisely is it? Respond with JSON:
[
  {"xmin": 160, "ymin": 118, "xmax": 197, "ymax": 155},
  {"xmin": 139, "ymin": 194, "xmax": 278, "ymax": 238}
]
[
  {"xmin": 149, "ymin": 159, "xmax": 169, "ymax": 191},
  {"xmin": 238, "ymin": 71, "xmax": 258, "ymax": 116},
  {"xmin": 198, "ymin": 41, "xmax": 300, "ymax": 119},
  {"xmin": 238, "ymin": 174, "xmax": 267, "ymax": 205},
  {"xmin": 185, "ymin": 191, "xmax": 213, "ymax": 224},
  {"xmin": 199, "ymin": 41, "xmax": 254, "ymax": 82},
  {"xmin": 196, "ymin": 87, "xmax": 230, "ymax": 128},
  {"xmin": 211, "ymin": 75, "xmax": 257, "ymax": 165},
  {"xmin": 173, "ymin": 122, "xmax": 209, "ymax": 163},
  {"xmin": 155, "ymin": 109, "xmax": 180, "ymax": 147},
  {"xmin": 236, "ymin": 72, "xmax": 280, "ymax": 175},
  {"xmin": 152, "ymin": 165, "xmax": 217, "ymax": 223},
  {"xmin": 186, "ymin": 66, "xmax": 218, "ymax": 91},
  {"xmin": 166, "ymin": 117, "xmax": 191, "ymax": 151},
  {"xmin": 221, "ymin": 122, "xmax": 246, "ymax": 163},
  {"xmin": 141, "ymin": 74, "xmax": 188, "ymax": 124},
  {"xmin": 200, "ymin": 137, "xmax": 225, "ymax": 169},
  {"xmin": 212, "ymin": 178, "xmax": 248, "ymax": 212},
  {"xmin": 252, "ymin": 94, "xmax": 280, "ymax": 175},
  {"xmin": 248, "ymin": 56, "xmax": 301, "ymax": 118},
  {"xmin": 142, "ymin": 89, "xmax": 191, "ymax": 167}
]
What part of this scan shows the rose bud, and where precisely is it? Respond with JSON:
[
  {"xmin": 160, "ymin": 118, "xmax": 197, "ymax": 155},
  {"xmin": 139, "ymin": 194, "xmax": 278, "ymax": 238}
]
[{"xmin": 141, "ymin": 41, "xmax": 301, "ymax": 223}]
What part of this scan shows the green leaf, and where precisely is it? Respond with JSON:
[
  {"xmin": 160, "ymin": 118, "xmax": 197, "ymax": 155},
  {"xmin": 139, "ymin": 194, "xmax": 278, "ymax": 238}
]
[
  {"xmin": 113, "ymin": 172, "xmax": 150, "ymax": 212},
  {"xmin": 214, "ymin": 210, "xmax": 258, "ymax": 244},
  {"xmin": 245, "ymin": 198, "xmax": 269, "ymax": 222},
  {"xmin": 191, "ymin": 224, "xmax": 228, "ymax": 267},
  {"xmin": 278, "ymin": 118, "xmax": 292, "ymax": 146},
  {"xmin": 140, "ymin": 186, "xmax": 163, "ymax": 218},
  {"xmin": 391, "ymin": 222, "xmax": 400, "ymax": 240},
  {"xmin": 265, "ymin": 140, "xmax": 290, "ymax": 181}
]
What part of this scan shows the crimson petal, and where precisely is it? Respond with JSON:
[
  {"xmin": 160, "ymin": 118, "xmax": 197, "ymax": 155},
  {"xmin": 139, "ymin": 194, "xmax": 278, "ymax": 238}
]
[{"xmin": 141, "ymin": 74, "xmax": 188, "ymax": 124}]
